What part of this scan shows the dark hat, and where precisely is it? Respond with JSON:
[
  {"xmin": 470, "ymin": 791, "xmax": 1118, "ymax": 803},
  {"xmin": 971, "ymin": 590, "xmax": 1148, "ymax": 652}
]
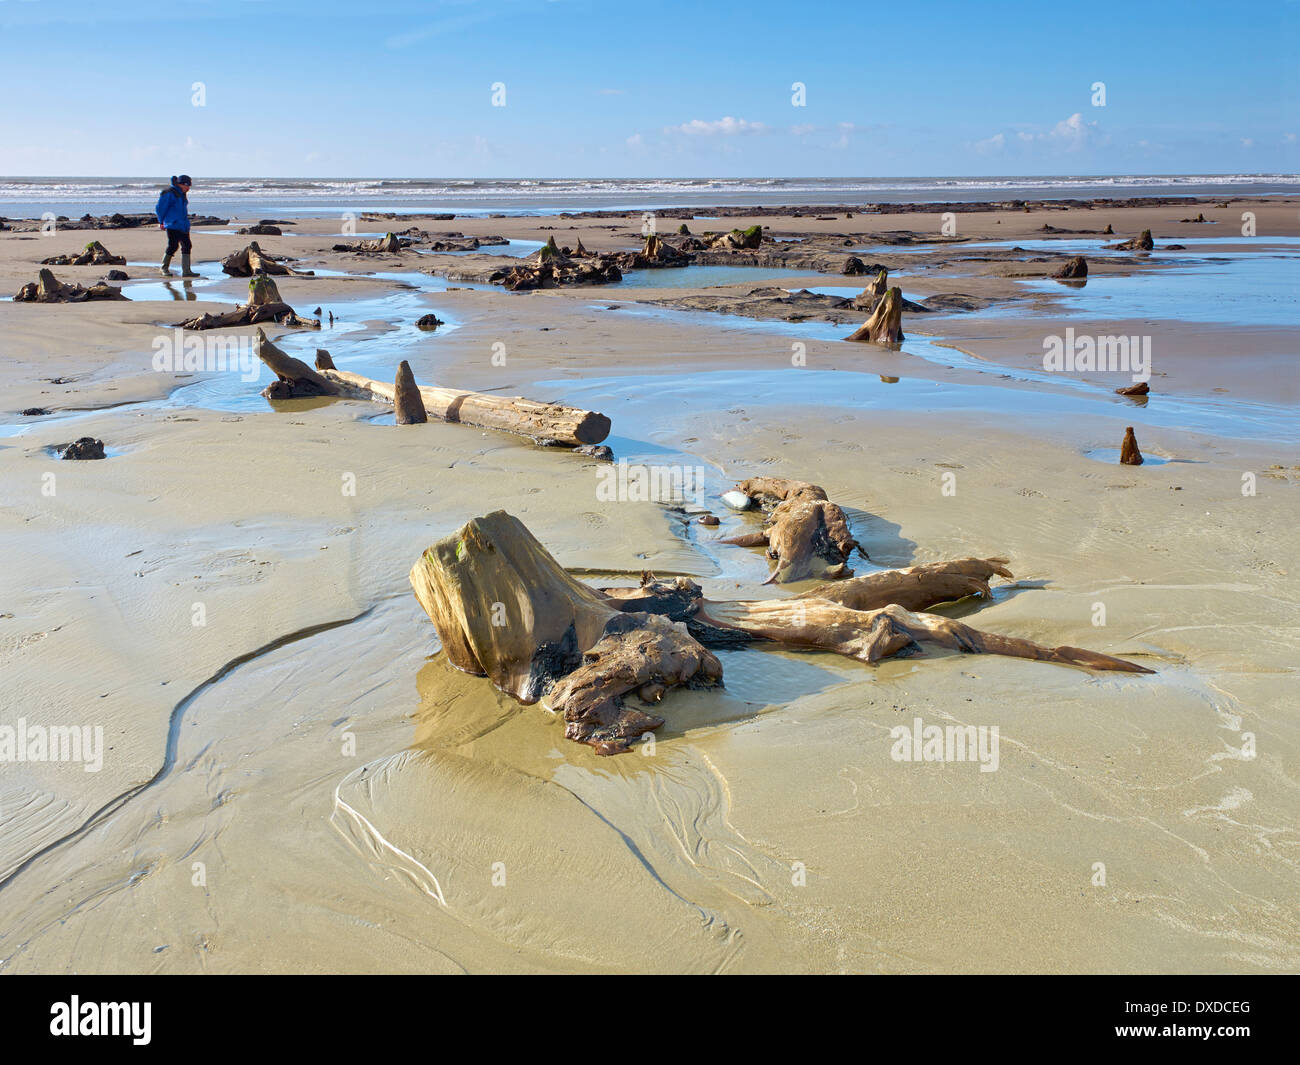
[{"xmin": 177, "ymin": 174, "xmax": 193, "ymax": 186}]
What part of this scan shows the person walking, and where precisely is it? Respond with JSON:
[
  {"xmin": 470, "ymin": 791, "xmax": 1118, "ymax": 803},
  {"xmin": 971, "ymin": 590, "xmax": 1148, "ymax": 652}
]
[{"xmin": 155, "ymin": 174, "xmax": 198, "ymax": 277}]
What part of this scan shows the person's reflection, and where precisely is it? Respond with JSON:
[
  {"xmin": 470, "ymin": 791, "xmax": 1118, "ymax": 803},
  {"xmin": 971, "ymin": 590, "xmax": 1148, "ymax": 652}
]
[{"xmin": 161, "ymin": 279, "xmax": 197, "ymax": 301}]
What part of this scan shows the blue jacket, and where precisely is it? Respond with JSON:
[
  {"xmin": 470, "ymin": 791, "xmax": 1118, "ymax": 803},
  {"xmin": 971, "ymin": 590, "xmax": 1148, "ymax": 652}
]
[{"xmin": 155, "ymin": 182, "xmax": 190, "ymax": 231}]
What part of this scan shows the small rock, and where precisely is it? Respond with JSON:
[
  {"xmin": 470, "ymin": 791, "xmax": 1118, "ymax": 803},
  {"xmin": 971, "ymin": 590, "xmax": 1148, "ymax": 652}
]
[
  {"xmin": 721, "ymin": 490, "xmax": 752, "ymax": 511},
  {"xmin": 56, "ymin": 437, "xmax": 105, "ymax": 460},
  {"xmin": 574, "ymin": 444, "xmax": 613, "ymax": 460},
  {"xmin": 1115, "ymin": 382, "xmax": 1150, "ymax": 396},
  {"xmin": 415, "ymin": 313, "xmax": 443, "ymax": 330},
  {"xmin": 20, "ymin": 407, "xmax": 50, "ymax": 416},
  {"xmin": 698, "ymin": 514, "xmax": 719, "ymax": 526}
]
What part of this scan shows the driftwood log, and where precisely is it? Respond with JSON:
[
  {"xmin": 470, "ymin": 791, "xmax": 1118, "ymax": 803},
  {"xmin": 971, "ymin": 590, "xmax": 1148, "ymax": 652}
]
[
  {"xmin": 719, "ymin": 477, "xmax": 861, "ymax": 583},
  {"xmin": 178, "ymin": 276, "xmax": 319, "ymax": 330},
  {"xmin": 258, "ymin": 344, "xmax": 610, "ymax": 445},
  {"xmin": 221, "ymin": 241, "xmax": 312, "ymax": 277},
  {"xmin": 410, "ymin": 512, "xmax": 1153, "ymax": 755},
  {"xmin": 845, "ymin": 285, "xmax": 904, "ymax": 344}
]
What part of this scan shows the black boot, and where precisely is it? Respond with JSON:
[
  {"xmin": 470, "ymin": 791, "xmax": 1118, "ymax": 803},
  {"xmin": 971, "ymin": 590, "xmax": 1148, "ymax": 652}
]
[{"xmin": 180, "ymin": 252, "xmax": 199, "ymax": 278}]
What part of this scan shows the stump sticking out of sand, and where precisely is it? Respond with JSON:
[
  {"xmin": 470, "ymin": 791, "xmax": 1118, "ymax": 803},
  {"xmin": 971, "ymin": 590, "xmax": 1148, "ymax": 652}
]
[
  {"xmin": 41, "ymin": 240, "xmax": 126, "ymax": 267},
  {"xmin": 221, "ymin": 241, "xmax": 312, "ymax": 277},
  {"xmin": 845, "ymin": 285, "xmax": 904, "ymax": 344},
  {"xmin": 1120, "ymin": 426, "xmax": 1144, "ymax": 465},
  {"xmin": 719, "ymin": 477, "xmax": 861, "ymax": 583},
  {"xmin": 1115, "ymin": 382, "xmax": 1150, "ymax": 396},
  {"xmin": 409, "ymin": 510, "xmax": 722, "ymax": 754},
  {"xmin": 1053, "ymin": 255, "xmax": 1088, "ymax": 279},
  {"xmin": 178, "ymin": 277, "xmax": 320, "ymax": 330},
  {"xmin": 1113, "ymin": 229, "xmax": 1154, "ymax": 251},
  {"xmin": 409, "ymin": 513, "xmax": 1153, "ymax": 753},
  {"xmin": 393, "ymin": 360, "xmax": 428, "ymax": 424},
  {"xmin": 332, "ymin": 232, "xmax": 403, "ymax": 254},
  {"xmin": 14, "ymin": 268, "xmax": 127, "ymax": 303}
]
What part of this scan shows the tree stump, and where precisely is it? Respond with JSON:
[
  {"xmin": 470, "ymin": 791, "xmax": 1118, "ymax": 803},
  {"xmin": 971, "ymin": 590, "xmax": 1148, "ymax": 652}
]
[
  {"xmin": 845, "ymin": 286, "xmax": 904, "ymax": 344},
  {"xmin": 1120, "ymin": 426, "xmax": 1144, "ymax": 465},
  {"xmin": 409, "ymin": 511, "xmax": 721, "ymax": 754},
  {"xmin": 719, "ymin": 477, "xmax": 860, "ymax": 583}
]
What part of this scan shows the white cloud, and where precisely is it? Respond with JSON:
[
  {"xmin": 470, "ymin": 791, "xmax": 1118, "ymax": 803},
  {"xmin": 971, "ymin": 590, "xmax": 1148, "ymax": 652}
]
[
  {"xmin": 600, "ymin": 88, "xmax": 624, "ymax": 96},
  {"xmin": 1046, "ymin": 112, "xmax": 1097, "ymax": 148},
  {"xmin": 625, "ymin": 133, "xmax": 643, "ymax": 148},
  {"xmin": 974, "ymin": 132, "xmax": 1006, "ymax": 153},
  {"xmin": 790, "ymin": 123, "xmax": 816, "ymax": 136},
  {"xmin": 1241, "ymin": 137, "xmax": 1254, "ymax": 148},
  {"xmin": 665, "ymin": 116, "xmax": 767, "ymax": 137},
  {"xmin": 1285, "ymin": 132, "xmax": 1297, "ymax": 144}
]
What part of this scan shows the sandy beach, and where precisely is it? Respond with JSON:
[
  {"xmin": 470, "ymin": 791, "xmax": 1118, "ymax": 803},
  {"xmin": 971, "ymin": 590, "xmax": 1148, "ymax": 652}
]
[{"xmin": 0, "ymin": 192, "xmax": 1297, "ymax": 975}]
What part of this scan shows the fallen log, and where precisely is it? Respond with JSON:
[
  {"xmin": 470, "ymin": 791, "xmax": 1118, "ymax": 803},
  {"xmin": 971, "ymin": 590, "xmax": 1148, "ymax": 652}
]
[
  {"xmin": 845, "ymin": 285, "xmax": 904, "ymax": 344},
  {"xmin": 718, "ymin": 477, "xmax": 861, "ymax": 583},
  {"xmin": 177, "ymin": 276, "xmax": 319, "ymax": 330},
  {"xmin": 304, "ymin": 351, "xmax": 610, "ymax": 445},
  {"xmin": 409, "ymin": 514, "xmax": 1154, "ymax": 754}
]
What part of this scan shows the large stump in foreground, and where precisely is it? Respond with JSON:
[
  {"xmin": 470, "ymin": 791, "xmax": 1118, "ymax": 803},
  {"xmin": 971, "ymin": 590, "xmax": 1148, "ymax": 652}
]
[
  {"xmin": 410, "ymin": 511, "xmax": 721, "ymax": 754},
  {"xmin": 411, "ymin": 513, "xmax": 1154, "ymax": 754}
]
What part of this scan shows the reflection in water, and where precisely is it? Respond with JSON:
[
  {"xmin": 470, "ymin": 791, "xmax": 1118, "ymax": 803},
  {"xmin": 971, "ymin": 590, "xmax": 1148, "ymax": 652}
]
[{"xmin": 161, "ymin": 279, "xmax": 198, "ymax": 301}]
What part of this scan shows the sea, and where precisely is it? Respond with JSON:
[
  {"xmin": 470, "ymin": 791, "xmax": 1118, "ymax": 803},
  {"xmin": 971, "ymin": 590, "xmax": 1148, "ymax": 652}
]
[{"xmin": 1, "ymin": 174, "xmax": 1297, "ymax": 220}]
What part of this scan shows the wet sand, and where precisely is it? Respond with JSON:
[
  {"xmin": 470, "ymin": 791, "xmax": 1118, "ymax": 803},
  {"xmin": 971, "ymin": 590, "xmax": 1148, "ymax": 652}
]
[{"xmin": 0, "ymin": 198, "xmax": 1297, "ymax": 973}]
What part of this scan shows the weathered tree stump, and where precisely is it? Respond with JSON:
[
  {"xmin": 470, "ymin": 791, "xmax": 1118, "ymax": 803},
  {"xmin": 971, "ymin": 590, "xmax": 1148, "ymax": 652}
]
[
  {"xmin": 1120, "ymin": 426, "xmax": 1144, "ymax": 465},
  {"xmin": 41, "ymin": 240, "xmax": 126, "ymax": 267},
  {"xmin": 221, "ymin": 241, "xmax": 312, "ymax": 277},
  {"xmin": 14, "ymin": 268, "xmax": 127, "ymax": 303},
  {"xmin": 845, "ymin": 285, "xmax": 904, "ymax": 344},
  {"xmin": 717, "ymin": 477, "xmax": 861, "ymax": 583},
  {"xmin": 177, "ymin": 277, "xmax": 320, "ymax": 330},
  {"xmin": 393, "ymin": 360, "xmax": 428, "ymax": 424},
  {"xmin": 1052, "ymin": 255, "xmax": 1088, "ymax": 279},
  {"xmin": 409, "ymin": 511, "xmax": 721, "ymax": 754}
]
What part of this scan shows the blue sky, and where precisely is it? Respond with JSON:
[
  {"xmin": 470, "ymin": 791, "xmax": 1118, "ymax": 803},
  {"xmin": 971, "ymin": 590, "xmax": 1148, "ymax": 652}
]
[{"xmin": 2, "ymin": 0, "xmax": 1297, "ymax": 177}]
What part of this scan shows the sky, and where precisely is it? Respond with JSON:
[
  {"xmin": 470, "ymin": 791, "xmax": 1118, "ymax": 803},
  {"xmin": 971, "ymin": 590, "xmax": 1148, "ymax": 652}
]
[{"xmin": 1, "ymin": 0, "xmax": 1297, "ymax": 178}]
